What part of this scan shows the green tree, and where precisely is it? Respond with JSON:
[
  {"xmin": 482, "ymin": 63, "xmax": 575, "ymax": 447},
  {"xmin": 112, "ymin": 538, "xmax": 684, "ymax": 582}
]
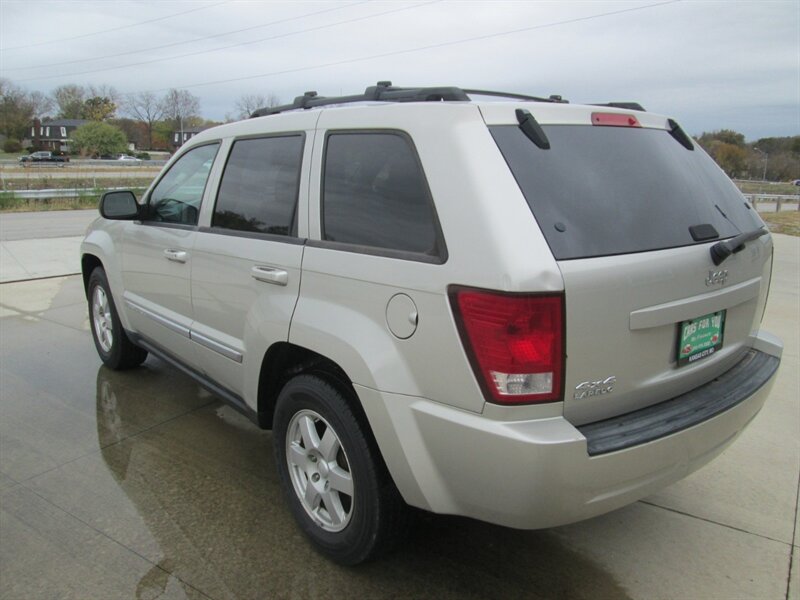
[
  {"xmin": 714, "ymin": 143, "xmax": 747, "ymax": 178},
  {"xmin": 0, "ymin": 78, "xmax": 33, "ymax": 140},
  {"xmin": 69, "ymin": 121, "xmax": 127, "ymax": 156},
  {"xmin": 83, "ymin": 96, "xmax": 116, "ymax": 121},
  {"xmin": 698, "ymin": 129, "xmax": 746, "ymax": 148}
]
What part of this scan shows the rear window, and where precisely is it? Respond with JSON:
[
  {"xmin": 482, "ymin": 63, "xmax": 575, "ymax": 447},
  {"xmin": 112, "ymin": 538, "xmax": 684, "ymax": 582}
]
[{"xmin": 490, "ymin": 125, "xmax": 761, "ymax": 260}]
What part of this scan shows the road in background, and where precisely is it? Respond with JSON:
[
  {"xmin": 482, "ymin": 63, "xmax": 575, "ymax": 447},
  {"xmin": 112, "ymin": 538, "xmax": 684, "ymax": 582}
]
[{"xmin": 0, "ymin": 167, "xmax": 161, "ymax": 180}]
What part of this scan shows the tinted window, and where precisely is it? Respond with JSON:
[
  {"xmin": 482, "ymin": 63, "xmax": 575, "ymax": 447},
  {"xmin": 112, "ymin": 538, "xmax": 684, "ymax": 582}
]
[
  {"xmin": 149, "ymin": 143, "xmax": 219, "ymax": 225},
  {"xmin": 323, "ymin": 133, "xmax": 440, "ymax": 256},
  {"xmin": 213, "ymin": 136, "xmax": 303, "ymax": 236},
  {"xmin": 491, "ymin": 125, "xmax": 761, "ymax": 260}
]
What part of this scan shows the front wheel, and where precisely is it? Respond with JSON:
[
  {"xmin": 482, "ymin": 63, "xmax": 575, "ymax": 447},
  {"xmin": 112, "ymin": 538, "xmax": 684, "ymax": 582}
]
[
  {"xmin": 88, "ymin": 267, "xmax": 147, "ymax": 370},
  {"xmin": 273, "ymin": 374, "xmax": 407, "ymax": 565}
]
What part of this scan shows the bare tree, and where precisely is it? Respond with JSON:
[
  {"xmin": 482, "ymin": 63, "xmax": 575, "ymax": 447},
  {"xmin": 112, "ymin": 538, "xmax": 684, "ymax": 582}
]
[
  {"xmin": 28, "ymin": 90, "xmax": 54, "ymax": 119},
  {"xmin": 122, "ymin": 91, "xmax": 164, "ymax": 150},
  {"xmin": 162, "ymin": 89, "xmax": 201, "ymax": 141},
  {"xmin": 87, "ymin": 84, "xmax": 120, "ymax": 105},
  {"xmin": 234, "ymin": 93, "xmax": 280, "ymax": 120}
]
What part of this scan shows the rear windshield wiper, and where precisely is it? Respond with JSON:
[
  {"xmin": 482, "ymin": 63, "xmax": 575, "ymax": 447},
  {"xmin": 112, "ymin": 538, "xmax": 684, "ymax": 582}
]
[{"xmin": 710, "ymin": 227, "xmax": 768, "ymax": 265}]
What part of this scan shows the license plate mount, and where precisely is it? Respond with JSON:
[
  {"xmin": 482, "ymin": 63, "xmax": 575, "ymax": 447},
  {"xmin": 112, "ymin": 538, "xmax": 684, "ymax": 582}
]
[{"xmin": 677, "ymin": 310, "xmax": 726, "ymax": 367}]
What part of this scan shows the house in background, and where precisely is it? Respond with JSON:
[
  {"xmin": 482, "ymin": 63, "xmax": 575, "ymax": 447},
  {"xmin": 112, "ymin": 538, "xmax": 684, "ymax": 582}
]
[
  {"xmin": 170, "ymin": 126, "xmax": 212, "ymax": 151},
  {"xmin": 30, "ymin": 118, "xmax": 90, "ymax": 152}
]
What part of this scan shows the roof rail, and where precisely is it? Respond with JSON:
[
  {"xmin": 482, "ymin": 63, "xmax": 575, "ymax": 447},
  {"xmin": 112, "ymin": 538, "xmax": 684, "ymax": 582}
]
[
  {"xmin": 250, "ymin": 81, "xmax": 568, "ymax": 117},
  {"xmin": 463, "ymin": 89, "xmax": 568, "ymax": 104}
]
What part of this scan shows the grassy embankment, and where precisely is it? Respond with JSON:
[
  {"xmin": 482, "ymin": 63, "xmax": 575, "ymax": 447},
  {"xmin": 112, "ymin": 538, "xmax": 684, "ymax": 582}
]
[
  {"xmin": 735, "ymin": 180, "xmax": 799, "ymax": 236},
  {"xmin": 735, "ymin": 180, "xmax": 799, "ymax": 196},
  {"xmin": 759, "ymin": 211, "xmax": 800, "ymax": 236},
  {"xmin": 0, "ymin": 163, "xmax": 158, "ymax": 211}
]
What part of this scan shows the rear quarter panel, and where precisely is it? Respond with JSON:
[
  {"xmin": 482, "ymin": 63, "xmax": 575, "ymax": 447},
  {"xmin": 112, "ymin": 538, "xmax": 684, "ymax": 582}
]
[{"xmin": 291, "ymin": 103, "xmax": 563, "ymax": 413}]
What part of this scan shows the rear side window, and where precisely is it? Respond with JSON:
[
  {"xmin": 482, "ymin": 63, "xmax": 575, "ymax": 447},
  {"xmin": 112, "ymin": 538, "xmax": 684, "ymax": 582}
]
[
  {"xmin": 491, "ymin": 125, "xmax": 762, "ymax": 260},
  {"xmin": 213, "ymin": 135, "xmax": 304, "ymax": 236},
  {"xmin": 322, "ymin": 132, "xmax": 443, "ymax": 259}
]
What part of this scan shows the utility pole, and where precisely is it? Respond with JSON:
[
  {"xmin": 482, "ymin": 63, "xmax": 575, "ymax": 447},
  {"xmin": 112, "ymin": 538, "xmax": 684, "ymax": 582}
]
[{"xmin": 754, "ymin": 147, "xmax": 768, "ymax": 181}]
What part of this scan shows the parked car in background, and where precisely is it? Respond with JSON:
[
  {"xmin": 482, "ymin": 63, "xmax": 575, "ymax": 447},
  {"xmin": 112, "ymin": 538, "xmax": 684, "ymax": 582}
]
[
  {"xmin": 18, "ymin": 151, "xmax": 69, "ymax": 165},
  {"xmin": 117, "ymin": 154, "xmax": 143, "ymax": 163},
  {"xmin": 81, "ymin": 82, "xmax": 783, "ymax": 566}
]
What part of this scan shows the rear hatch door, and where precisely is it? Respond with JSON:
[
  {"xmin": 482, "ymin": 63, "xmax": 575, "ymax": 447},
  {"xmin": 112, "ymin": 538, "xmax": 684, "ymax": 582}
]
[{"xmin": 485, "ymin": 106, "xmax": 771, "ymax": 425}]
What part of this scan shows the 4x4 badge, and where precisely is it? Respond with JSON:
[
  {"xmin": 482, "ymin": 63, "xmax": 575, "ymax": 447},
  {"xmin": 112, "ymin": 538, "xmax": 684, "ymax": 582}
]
[
  {"xmin": 706, "ymin": 269, "xmax": 728, "ymax": 286},
  {"xmin": 574, "ymin": 376, "xmax": 616, "ymax": 400}
]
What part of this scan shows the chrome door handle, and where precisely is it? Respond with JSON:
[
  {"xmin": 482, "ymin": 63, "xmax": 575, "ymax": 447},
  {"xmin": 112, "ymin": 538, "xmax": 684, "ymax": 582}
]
[
  {"xmin": 251, "ymin": 266, "xmax": 288, "ymax": 286},
  {"xmin": 164, "ymin": 249, "xmax": 188, "ymax": 263}
]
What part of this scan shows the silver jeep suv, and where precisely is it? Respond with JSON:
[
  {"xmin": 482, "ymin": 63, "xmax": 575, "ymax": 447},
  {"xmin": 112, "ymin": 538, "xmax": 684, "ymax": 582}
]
[{"xmin": 82, "ymin": 82, "xmax": 783, "ymax": 565}]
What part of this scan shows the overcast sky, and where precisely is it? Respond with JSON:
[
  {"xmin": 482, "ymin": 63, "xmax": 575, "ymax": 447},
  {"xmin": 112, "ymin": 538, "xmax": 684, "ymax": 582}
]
[{"xmin": 1, "ymin": 0, "xmax": 797, "ymax": 140}]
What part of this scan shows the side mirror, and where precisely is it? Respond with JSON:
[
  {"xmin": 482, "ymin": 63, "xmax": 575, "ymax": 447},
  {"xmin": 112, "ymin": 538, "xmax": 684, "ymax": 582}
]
[{"xmin": 100, "ymin": 190, "xmax": 140, "ymax": 220}]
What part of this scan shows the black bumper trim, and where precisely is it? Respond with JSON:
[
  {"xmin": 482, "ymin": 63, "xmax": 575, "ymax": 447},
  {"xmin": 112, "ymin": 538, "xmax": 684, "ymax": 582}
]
[{"xmin": 577, "ymin": 350, "xmax": 780, "ymax": 456}]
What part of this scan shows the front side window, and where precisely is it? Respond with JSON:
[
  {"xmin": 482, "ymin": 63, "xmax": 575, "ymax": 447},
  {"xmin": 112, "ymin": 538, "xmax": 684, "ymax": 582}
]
[
  {"xmin": 148, "ymin": 143, "xmax": 219, "ymax": 225},
  {"xmin": 213, "ymin": 135, "xmax": 303, "ymax": 236},
  {"xmin": 60, "ymin": 127, "xmax": 67, "ymax": 137},
  {"xmin": 322, "ymin": 132, "xmax": 441, "ymax": 258}
]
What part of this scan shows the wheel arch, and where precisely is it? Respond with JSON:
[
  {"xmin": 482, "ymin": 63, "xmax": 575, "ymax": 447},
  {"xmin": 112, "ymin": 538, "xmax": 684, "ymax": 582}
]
[
  {"xmin": 81, "ymin": 253, "xmax": 104, "ymax": 297},
  {"xmin": 257, "ymin": 342, "xmax": 367, "ymax": 433}
]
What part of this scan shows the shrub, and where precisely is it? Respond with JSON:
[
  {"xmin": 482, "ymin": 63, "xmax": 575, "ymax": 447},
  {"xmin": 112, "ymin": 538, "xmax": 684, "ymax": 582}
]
[
  {"xmin": 2, "ymin": 138, "xmax": 23, "ymax": 153},
  {"xmin": 69, "ymin": 122, "xmax": 128, "ymax": 157}
]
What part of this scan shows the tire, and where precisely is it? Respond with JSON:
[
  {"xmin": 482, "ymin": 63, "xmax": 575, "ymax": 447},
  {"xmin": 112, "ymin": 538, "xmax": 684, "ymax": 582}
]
[
  {"xmin": 87, "ymin": 267, "xmax": 147, "ymax": 370},
  {"xmin": 273, "ymin": 374, "xmax": 407, "ymax": 565}
]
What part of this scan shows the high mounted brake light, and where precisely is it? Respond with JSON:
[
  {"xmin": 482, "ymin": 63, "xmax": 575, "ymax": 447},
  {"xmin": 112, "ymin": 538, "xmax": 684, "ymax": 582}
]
[
  {"xmin": 591, "ymin": 112, "xmax": 641, "ymax": 127},
  {"xmin": 450, "ymin": 288, "xmax": 565, "ymax": 404}
]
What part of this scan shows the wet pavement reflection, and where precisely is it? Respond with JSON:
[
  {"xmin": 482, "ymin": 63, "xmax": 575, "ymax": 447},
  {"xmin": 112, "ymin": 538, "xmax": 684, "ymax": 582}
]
[{"xmin": 1, "ymin": 273, "xmax": 796, "ymax": 599}]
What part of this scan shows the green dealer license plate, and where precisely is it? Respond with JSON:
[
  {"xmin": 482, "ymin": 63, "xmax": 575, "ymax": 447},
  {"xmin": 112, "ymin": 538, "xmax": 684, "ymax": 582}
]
[{"xmin": 677, "ymin": 310, "xmax": 726, "ymax": 367}]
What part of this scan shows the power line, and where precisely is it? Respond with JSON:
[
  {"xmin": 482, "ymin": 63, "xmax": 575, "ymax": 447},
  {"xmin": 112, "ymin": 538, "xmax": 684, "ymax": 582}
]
[
  {"xmin": 149, "ymin": 0, "xmax": 681, "ymax": 93},
  {"xmin": 2, "ymin": 1, "xmax": 369, "ymax": 72},
  {"xmin": 14, "ymin": 1, "xmax": 440, "ymax": 83},
  {"xmin": 0, "ymin": 0, "xmax": 230, "ymax": 52}
]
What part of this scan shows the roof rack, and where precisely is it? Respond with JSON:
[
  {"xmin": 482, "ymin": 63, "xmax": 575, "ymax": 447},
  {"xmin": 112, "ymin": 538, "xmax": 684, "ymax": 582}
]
[{"xmin": 250, "ymin": 81, "xmax": 568, "ymax": 117}]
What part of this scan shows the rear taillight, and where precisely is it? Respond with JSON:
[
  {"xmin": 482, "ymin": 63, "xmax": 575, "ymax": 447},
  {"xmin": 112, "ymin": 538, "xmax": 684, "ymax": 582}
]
[
  {"xmin": 591, "ymin": 112, "xmax": 641, "ymax": 127},
  {"xmin": 450, "ymin": 288, "xmax": 564, "ymax": 404}
]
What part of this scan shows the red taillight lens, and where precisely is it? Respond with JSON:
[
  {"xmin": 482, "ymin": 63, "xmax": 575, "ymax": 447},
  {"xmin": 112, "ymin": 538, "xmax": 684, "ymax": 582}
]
[
  {"xmin": 591, "ymin": 112, "xmax": 641, "ymax": 127},
  {"xmin": 451, "ymin": 288, "xmax": 564, "ymax": 404}
]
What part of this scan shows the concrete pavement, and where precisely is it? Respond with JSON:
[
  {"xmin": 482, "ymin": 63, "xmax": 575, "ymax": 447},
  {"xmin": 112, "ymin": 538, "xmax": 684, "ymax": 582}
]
[
  {"xmin": 0, "ymin": 209, "xmax": 98, "ymax": 241},
  {"xmin": 0, "ymin": 227, "xmax": 797, "ymax": 598},
  {"xmin": 0, "ymin": 209, "xmax": 96, "ymax": 283}
]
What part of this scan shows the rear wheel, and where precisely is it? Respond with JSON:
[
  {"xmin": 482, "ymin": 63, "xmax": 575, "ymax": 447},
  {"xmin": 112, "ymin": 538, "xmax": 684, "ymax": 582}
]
[
  {"xmin": 273, "ymin": 374, "xmax": 407, "ymax": 565},
  {"xmin": 88, "ymin": 267, "xmax": 147, "ymax": 370}
]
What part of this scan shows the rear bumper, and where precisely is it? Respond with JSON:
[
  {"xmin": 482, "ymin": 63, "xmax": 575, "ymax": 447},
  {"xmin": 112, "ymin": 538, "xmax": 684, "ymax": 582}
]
[
  {"xmin": 358, "ymin": 334, "xmax": 782, "ymax": 530},
  {"xmin": 578, "ymin": 349, "xmax": 779, "ymax": 456}
]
